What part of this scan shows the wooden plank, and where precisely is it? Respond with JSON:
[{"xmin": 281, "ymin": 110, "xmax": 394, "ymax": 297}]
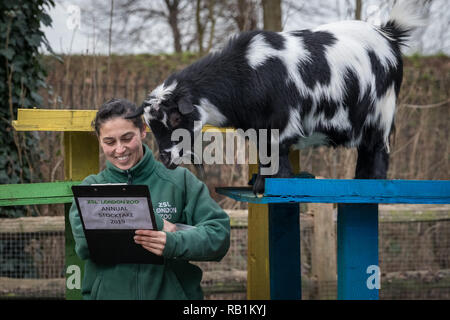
[
  {"xmin": 264, "ymin": 179, "xmax": 450, "ymax": 204},
  {"xmin": 0, "ymin": 277, "xmax": 65, "ymax": 298},
  {"xmin": 224, "ymin": 206, "xmax": 450, "ymax": 225},
  {"xmin": 379, "ymin": 204, "xmax": 450, "ymax": 222},
  {"xmin": 13, "ymin": 109, "xmax": 98, "ymax": 131},
  {"xmin": 0, "ymin": 181, "xmax": 81, "ymax": 206},
  {"xmin": 337, "ymin": 204, "xmax": 379, "ymax": 300},
  {"xmin": 201, "ymin": 270, "xmax": 247, "ymax": 294},
  {"xmin": 13, "ymin": 109, "xmax": 234, "ymax": 133},
  {"xmin": 216, "ymin": 187, "xmax": 450, "ymax": 205},
  {"xmin": 0, "ymin": 216, "xmax": 64, "ymax": 233}
]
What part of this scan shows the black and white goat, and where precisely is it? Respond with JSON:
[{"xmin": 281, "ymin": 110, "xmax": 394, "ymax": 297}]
[{"xmin": 128, "ymin": 1, "xmax": 424, "ymax": 194}]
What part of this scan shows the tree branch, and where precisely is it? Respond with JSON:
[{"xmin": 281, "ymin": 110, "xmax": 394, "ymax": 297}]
[{"xmin": 402, "ymin": 99, "xmax": 449, "ymax": 109}]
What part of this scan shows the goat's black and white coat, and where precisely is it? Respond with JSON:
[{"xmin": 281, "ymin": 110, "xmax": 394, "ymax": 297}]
[{"xmin": 128, "ymin": 1, "xmax": 424, "ymax": 194}]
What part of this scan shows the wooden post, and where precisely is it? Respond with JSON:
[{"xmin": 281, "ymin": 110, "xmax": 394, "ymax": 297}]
[
  {"xmin": 247, "ymin": 163, "xmax": 270, "ymax": 299},
  {"xmin": 64, "ymin": 131, "xmax": 99, "ymax": 300},
  {"xmin": 268, "ymin": 149, "xmax": 301, "ymax": 299},
  {"xmin": 13, "ymin": 109, "xmax": 100, "ymax": 300},
  {"xmin": 247, "ymin": 148, "xmax": 301, "ymax": 300},
  {"xmin": 268, "ymin": 202, "xmax": 301, "ymax": 299},
  {"xmin": 64, "ymin": 132, "xmax": 99, "ymax": 181},
  {"xmin": 311, "ymin": 202, "xmax": 337, "ymax": 299},
  {"xmin": 337, "ymin": 203, "xmax": 379, "ymax": 300}
]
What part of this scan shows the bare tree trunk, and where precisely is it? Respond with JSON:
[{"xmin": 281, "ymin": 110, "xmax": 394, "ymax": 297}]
[
  {"xmin": 107, "ymin": 0, "xmax": 114, "ymax": 84},
  {"xmin": 196, "ymin": 0, "xmax": 217, "ymax": 54},
  {"xmin": 262, "ymin": 0, "xmax": 282, "ymax": 31},
  {"xmin": 355, "ymin": 0, "xmax": 362, "ymax": 20},
  {"xmin": 206, "ymin": 0, "xmax": 217, "ymax": 53},
  {"xmin": 165, "ymin": 0, "xmax": 183, "ymax": 53},
  {"xmin": 233, "ymin": 0, "xmax": 258, "ymax": 31},
  {"xmin": 196, "ymin": 0, "xmax": 205, "ymax": 54}
]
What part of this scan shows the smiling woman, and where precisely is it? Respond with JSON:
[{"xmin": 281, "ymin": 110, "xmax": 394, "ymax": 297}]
[
  {"xmin": 98, "ymin": 117, "xmax": 146, "ymax": 170},
  {"xmin": 68, "ymin": 98, "xmax": 230, "ymax": 300}
]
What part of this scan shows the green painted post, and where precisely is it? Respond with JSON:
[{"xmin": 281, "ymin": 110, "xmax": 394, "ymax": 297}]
[{"xmin": 65, "ymin": 203, "xmax": 83, "ymax": 300}]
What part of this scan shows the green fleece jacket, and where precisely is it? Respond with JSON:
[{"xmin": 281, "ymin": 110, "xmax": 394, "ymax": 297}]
[{"xmin": 69, "ymin": 144, "xmax": 230, "ymax": 300}]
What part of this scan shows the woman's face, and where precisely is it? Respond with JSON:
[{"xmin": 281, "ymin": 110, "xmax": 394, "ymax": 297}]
[{"xmin": 99, "ymin": 117, "xmax": 147, "ymax": 170}]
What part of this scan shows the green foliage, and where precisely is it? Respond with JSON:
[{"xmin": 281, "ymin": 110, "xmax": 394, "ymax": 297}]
[{"xmin": 0, "ymin": 0, "xmax": 55, "ymax": 217}]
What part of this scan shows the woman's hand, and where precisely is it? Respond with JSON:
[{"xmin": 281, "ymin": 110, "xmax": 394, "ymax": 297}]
[
  {"xmin": 134, "ymin": 220, "xmax": 177, "ymax": 256},
  {"xmin": 162, "ymin": 219, "xmax": 177, "ymax": 232}
]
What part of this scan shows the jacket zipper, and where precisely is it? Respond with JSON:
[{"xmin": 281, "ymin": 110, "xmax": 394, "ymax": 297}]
[{"xmin": 126, "ymin": 169, "xmax": 133, "ymax": 185}]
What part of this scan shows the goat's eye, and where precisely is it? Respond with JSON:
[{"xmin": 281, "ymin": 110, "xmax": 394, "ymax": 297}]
[{"xmin": 160, "ymin": 101, "xmax": 172, "ymax": 108}]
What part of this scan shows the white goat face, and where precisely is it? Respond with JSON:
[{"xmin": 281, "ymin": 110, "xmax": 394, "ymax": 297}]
[
  {"xmin": 127, "ymin": 81, "xmax": 198, "ymax": 169},
  {"xmin": 142, "ymin": 97, "xmax": 168, "ymax": 128}
]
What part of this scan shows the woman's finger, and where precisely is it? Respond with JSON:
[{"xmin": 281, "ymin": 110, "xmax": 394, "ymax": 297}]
[
  {"xmin": 141, "ymin": 244, "xmax": 163, "ymax": 256},
  {"xmin": 134, "ymin": 235, "xmax": 166, "ymax": 245},
  {"xmin": 135, "ymin": 238, "xmax": 164, "ymax": 248},
  {"xmin": 141, "ymin": 243, "xmax": 164, "ymax": 251},
  {"xmin": 135, "ymin": 229, "xmax": 163, "ymax": 237}
]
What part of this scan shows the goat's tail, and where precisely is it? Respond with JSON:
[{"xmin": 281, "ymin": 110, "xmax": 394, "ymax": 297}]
[{"xmin": 380, "ymin": 0, "xmax": 426, "ymax": 47}]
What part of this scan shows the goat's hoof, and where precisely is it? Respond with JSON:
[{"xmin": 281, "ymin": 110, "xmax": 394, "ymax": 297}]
[{"xmin": 252, "ymin": 175, "xmax": 265, "ymax": 196}]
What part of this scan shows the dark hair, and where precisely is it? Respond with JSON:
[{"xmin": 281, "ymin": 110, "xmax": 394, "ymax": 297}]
[{"xmin": 92, "ymin": 98, "xmax": 144, "ymax": 135}]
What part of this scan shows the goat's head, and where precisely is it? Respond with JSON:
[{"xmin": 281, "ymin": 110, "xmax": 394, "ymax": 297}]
[{"xmin": 126, "ymin": 81, "xmax": 202, "ymax": 170}]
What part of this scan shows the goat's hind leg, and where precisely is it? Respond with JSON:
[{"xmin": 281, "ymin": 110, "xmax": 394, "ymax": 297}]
[{"xmin": 355, "ymin": 138, "xmax": 389, "ymax": 179}]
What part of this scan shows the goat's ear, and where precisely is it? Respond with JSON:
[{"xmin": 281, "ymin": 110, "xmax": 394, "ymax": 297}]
[
  {"xmin": 177, "ymin": 96, "xmax": 194, "ymax": 115},
  {"xmin": 125, "ymin": 104, "xmax": 145, "ymax": 119}
]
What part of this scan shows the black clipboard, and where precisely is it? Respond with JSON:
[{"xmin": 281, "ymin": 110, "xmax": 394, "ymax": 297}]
[{"xmin": 72, "ymin": 184, "xmax": 164, "ymax": 265}]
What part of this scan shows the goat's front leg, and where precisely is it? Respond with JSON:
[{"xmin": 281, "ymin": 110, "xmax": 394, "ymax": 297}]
[{"xmin": 252, "ymin": 142, "xmax": 292, "ymax": 195}]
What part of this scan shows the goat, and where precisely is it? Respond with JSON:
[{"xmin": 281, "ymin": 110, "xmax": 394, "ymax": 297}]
[{"xmin": 127, "ymin": 1, "xmax": 424, "ymax": 195}]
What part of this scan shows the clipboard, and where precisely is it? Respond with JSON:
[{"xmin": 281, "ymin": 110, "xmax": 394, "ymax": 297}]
[{"xmin": 72, "ymin": 184, "xmax": 164, "ymax": 265}]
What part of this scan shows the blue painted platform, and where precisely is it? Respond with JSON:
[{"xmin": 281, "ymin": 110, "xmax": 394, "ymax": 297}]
[
  {"xmin": 216, "ymin": 179, "xmax": 450, "ymax": 204},
  {"xmin": 216, "ymin": 178, "xmax": 450, "ymax": 300}
]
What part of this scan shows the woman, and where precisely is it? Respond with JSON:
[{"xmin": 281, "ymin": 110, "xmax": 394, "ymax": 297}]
[{"xmin": 69, "ymin": 98, "xmax": 230, "ymax": 300}]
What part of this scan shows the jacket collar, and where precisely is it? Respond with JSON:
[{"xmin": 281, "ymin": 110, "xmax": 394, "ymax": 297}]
[{"xmin": 105, "ymin": 144, "xmax": 156, "ymax": 183}]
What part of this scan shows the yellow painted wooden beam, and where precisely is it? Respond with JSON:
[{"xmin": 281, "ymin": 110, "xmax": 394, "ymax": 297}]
[
  {"xmin": 12, "ymin": 108, "xmax": 233, "ymax": 132},
  {"xmin": 13, "ymin": 109, "xmax": 97, "ymax": 131}
]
